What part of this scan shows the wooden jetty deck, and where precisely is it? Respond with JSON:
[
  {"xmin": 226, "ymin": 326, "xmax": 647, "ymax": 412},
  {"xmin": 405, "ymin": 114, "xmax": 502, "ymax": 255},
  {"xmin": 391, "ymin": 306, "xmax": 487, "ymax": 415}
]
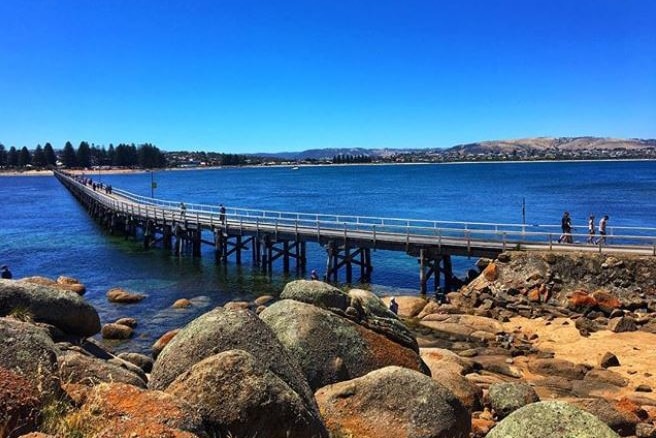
[{"xmin": 54, "ymin": 170, "xmax": 656, "ymax": 293}]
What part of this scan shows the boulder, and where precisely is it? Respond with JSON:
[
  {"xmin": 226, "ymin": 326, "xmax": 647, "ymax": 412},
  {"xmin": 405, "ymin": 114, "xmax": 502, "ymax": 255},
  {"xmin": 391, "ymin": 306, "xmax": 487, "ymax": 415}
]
[
  {"xmin": 101, "ymin": 323, "xmax": 133, "ymax": 339},
  {"xmin": 347, "ymin": 288, "xmax": 419, "ymax": 351},
  {"xmin": 56, "ymin": 276, "xmax": 86, "ymax": 295},
  {"xmin": 527, "ymin": 357, "xmax": 589, "ymax": 380},
  {"xmin": 114, "ymin": 317, "xmax": 137, "ymax": 328},
  {"xmin": 260, "ymin": 299, "xmax": 426, "ymax": 390},
  {"xmin": 19, "ymin": 276, "xmax": 85, "ymax": 295},
  {"xmin": 280, "ymin": 279, "xmax": 349, "ymax": 311},
  {"xmin": 167, "ymin": 349, "xmax": 327, "ymax": 438},
  {"xmin": 575, "ymin": 316, "xmax": 599, "ymax": 336},
  {"xmin": 567, "ymin": 290, "xmax": 598, "ymax": 313},
  {"xmin": 569, "ymin": 398, "xmax": 642, "ymax": 436},
  {"xmin": 420, "ymin": 314, "xmax": 504, "ymax": 342},
  {"xmin": 0, "ymin": 279, "xmax": 100, "ymax": 336},
  {"xmin": 381, "ymin": 296, "xmax": 428, "ymax": 318},
  {"xmin": 58, "ymin": 350, "xmax": 147, "ymax": 388},
  {"xmin": 487, "ymin": 401, "xmax": 620, "ymax": 438},
  {"xmin": 0, "ymin": 318, "xmax": 60, "ymax": 397},
  {"xmin": 316, "ymin": 366, "xmax": 471, "ymax": 438},
  {"xmin": 420, "ymin": 347, "xmax": 476, "ymax": 376},
  {"xmin": 106, "ymin": 288, "xmax": 145, "ymax": 303},
  {"xmin": 609, "ymin": 316, "xmax": 638, "ymax": 333},
  {"xmin": 172, "ymin": 298, "xmax": 192, "ymax": 309},
  {"xmin": 600, "ymin": 352, "xmax": 621, "ymax": 368},
  {"xmin": 488, "ymin": 382, "xmax": 540, "ymax": 419},
  {"xmin": 584, "ymin": 368, "xmax": 629, "ymax": 387},
  {"xmin": 593, "ymin": 290, "xmax": 622, "ymax": 314},
  {"xmin": 430, "ymin": 368, "xmax": 483, "ymax": 412},
  {"xmin": 0, "ymin": 366, "xmax": 41, "ymax": 438},
  {"xmin": 149, "ymin": 307, "xmax": 316, "ymax": 411},
  {"xmin": 66, "ymin": 382, "xmax": 205, "ymax": 437},
  {"xmin": 151, "ymin": 328, "xmax": 180, "ymax": 359},
  {"xmin": 117, "ymin": 352, "xmax": 154, "ymax": 373},
  {"xmin": 254, "ymin": 295, "xmax": 275, "ymax": 306}
]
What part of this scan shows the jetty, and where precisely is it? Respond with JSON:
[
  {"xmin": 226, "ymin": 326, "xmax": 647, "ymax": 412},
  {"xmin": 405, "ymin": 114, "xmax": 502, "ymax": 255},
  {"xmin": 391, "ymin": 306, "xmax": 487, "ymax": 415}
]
[{"xmin": 54, "ymin": 171, "xmax": 656, "ymax": 293}]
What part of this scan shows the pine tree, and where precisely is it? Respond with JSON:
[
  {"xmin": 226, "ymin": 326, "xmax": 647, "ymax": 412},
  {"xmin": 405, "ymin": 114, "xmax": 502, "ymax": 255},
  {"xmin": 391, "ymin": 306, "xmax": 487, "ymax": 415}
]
[
  {"xmin": 62, "ymin": 141, "xmax": 77, "ymax": 167},
  {"xmin": 43, "ymin": 142, "xmax": 57, "ymax": 166}
]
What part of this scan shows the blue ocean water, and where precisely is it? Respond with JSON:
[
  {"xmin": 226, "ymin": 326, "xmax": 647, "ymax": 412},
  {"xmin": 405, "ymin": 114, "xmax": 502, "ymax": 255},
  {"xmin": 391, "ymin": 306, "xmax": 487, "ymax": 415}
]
[{"xmin": 1, "ymin": 160, "xmax": 655, "ymax": 353}]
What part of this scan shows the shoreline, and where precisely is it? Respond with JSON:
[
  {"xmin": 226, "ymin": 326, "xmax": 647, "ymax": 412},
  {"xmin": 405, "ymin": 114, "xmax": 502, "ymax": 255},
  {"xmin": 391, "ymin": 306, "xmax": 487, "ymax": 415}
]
[{"xmin": 1, "ymin": 157, "xmax": 655, "ymax": 177}]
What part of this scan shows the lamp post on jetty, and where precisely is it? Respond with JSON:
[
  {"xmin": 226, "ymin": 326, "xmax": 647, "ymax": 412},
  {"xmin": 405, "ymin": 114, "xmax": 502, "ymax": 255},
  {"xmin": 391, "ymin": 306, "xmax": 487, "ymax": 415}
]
[{"xmin": 150, "ymin": 171, "xmax": 157, "ymax": 198}]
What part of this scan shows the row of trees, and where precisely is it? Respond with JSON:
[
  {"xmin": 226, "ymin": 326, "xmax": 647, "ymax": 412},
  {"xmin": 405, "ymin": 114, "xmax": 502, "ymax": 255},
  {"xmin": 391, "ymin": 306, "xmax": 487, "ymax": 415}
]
[
  {"xmin": 332, "ymin": 154, "xmax": 373, "ymax": 164},
  {"xmin": 0, "ymin": 143, "xmax": 58, "ymax": 168},
  {"xmin": 0, "ymin": 142, "xmax": 167, "ymax": 169}
]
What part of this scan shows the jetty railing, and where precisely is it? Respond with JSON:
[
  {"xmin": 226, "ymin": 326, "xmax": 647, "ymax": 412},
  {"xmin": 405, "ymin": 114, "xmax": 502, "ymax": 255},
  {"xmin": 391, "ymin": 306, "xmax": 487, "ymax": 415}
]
[{"xmin": 61, "ymin": 172, "xmax": 656, "ymax": 256}]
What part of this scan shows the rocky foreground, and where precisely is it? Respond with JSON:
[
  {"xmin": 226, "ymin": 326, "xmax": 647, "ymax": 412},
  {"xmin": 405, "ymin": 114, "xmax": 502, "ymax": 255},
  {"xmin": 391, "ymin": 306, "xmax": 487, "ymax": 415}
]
[{"xmin": 1, "ymin": 251, "xmax": 655, "ymax": 438}]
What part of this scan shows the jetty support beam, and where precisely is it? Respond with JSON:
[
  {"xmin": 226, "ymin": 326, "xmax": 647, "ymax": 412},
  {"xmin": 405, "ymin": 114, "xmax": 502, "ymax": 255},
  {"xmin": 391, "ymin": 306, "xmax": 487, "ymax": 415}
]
[{"xmin": 323, "ymin": 240, "xmax": 372, "ymax": 283}]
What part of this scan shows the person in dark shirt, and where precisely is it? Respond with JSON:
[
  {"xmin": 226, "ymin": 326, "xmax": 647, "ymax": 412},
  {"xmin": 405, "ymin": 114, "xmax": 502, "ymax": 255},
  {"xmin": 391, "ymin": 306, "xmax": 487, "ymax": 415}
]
[
  {"xmin": 558, "ymin": 211, "xmax": 573, "ymax": 243},
  {"xmin": 1, "ymin": 265, "xmax": 13, "ymax": 279}
]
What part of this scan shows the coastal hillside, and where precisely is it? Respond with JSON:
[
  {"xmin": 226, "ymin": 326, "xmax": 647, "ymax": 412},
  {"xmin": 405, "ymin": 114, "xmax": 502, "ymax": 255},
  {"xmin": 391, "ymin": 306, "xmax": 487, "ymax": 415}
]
[
  {"xmin": 254, "ymin": 136, "xmax": 656, "ymax": 161},
  {"xmin": 443, "ymin": 137, "xmax": 656, "ymax": 157}
]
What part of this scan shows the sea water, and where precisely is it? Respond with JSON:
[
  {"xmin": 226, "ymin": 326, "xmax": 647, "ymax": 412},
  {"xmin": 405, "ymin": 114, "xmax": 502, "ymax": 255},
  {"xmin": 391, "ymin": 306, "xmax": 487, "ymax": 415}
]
[{"xmin": 1, "ymin": 160, "xmax": 654, "ymax": 352}]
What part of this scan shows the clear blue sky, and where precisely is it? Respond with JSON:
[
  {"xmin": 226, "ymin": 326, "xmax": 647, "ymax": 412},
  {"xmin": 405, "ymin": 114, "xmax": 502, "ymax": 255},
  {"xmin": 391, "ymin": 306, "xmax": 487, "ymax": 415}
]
[{"xmin": 1, "ymin": 1, "xmax": 654, "ymax": 153}]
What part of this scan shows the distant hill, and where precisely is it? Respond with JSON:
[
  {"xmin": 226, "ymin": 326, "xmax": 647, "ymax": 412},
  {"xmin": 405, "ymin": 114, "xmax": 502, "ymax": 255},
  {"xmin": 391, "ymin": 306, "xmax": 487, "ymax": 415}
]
[
  {"xmin": 253, "ymin": 137, "xmax": 656, "ymax": 161},
  {"xmin": 442, "ymin": 137, "xmax": 656, "ymax": 155}
]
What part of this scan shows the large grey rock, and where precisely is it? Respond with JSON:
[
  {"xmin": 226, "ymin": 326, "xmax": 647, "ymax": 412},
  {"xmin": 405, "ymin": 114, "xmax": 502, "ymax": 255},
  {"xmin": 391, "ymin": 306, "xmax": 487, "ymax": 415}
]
[
  {"xmin": 281, "ymin": 281, "xmax": 418, "ymax": 351},
  {"xmin": 0, "ymin": 318, "xmax": 60, "ymax": 397},
  {"xmin": 316, "ymin": 366, "xmax": 470, "ymax": 438},
  {"xmin": 167, "ymin": 349, "xmax": 327, "ymax": 438},
  {"xmin": 149, "ymin": 307, "xmax": 316, "ymax": 410},
  {"xmin": 260, "ymin": 299, "xmax": 426, "ymax": 390},
  {"xmin": 488, "ymin": 382, "xmax": 540, "ymax": 419},
  {"xmin": 280, "ymin": 280, "xmax": 350, "ymax": 311},
  {"xmin": 487, "ymin": 401, "xmax": 620, "ymax": 438},
  {"xmin": 0, "ymin": 279, "xmax": 100, "ymax": 336}
]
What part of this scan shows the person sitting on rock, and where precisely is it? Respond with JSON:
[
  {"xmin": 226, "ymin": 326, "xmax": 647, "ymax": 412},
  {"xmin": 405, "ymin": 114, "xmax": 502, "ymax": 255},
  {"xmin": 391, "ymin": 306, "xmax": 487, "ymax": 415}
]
[
  {"xmin": 389, "ymin": 297, "xmax": 399, "ymax": 315},
  {"xmin": 1, "ymin": 265, "xmax": 13, "ymax": 279}
]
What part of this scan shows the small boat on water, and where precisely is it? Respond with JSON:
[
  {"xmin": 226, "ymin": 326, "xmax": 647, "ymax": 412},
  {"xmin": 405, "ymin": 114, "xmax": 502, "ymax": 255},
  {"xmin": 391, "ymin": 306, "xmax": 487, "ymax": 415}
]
[{"xmin": 291, "ymin": 166, "xmax": 299, "ymax": 170}]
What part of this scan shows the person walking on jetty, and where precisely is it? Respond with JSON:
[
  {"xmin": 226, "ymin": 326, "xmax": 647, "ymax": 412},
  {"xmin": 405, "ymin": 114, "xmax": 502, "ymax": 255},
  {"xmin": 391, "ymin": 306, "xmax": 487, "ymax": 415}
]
[
  {"xmin": 219, "ymin": 204, "xmax": 226, "ymax": 225},
  {"xmin": 587, "ymin": 215, "xmax": 595, "ymax": 244},
  {"xmin": 1, "ymin": 265, "xmax": 12, "ymax": 279},
  {"xmin": 558, "ymin": 211, "xmax": 573, "ymax": 243},
  {"xmin": 597, "ymin": 215, "xmax": 609, "ymax": 245},
  {"xmin": 179, "ymin": 202, "xmax": 187, "ymax": 219}
]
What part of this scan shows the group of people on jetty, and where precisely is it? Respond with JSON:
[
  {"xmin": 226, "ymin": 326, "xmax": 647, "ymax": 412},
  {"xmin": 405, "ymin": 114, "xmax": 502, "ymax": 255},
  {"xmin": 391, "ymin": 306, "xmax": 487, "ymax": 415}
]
[
  {"xmin": 73, "ymin": 174, "xmax": 112, "ymax": 194},
  {"xmin": 558, "ymin": 211, "xmax": 609, "ymax": 245}
]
